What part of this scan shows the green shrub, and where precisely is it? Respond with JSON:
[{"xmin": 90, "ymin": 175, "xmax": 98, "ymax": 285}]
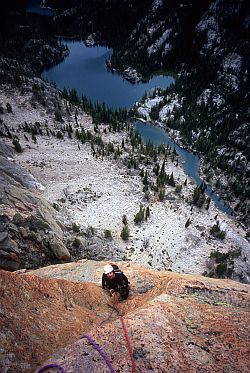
[
  {"xmin": 52, "ymin": 203, "xmax": 60, "ymax": 211},
  {"xmin": 122, "ymin": 214, "xmax": 128, "ymax": 225},
  {"xmin": 134, "ymin": 205, "xmax": 144, "ymax": 224},
  {"xmin": 86, "ymin": 225, "xmax": 94, "ymax": 236},
  {"xmin": 208, "ymin": 249, "xmax": 241, "ymax": 279},
  {"xmin": 72, "ymin": 237, "xmax": 81, "ymax": 247},
  {"xmin": 192, "ymin": 185, "xmax": 206, "ymax": 207},
  {"xmin": 55, "ymin": 110, "xmax": 64, "ymax": 122},
  {"xmin": 210, "ymin": 222, "xmax": 226, "ymax": 239},
  {"xmin": 120, "ymin": 225, "xmax": 129, "ymax": 240},
  {"xmin": 56, "ymin": 131, "xmax": 64, "ymax": 139},
  {"xmin": 158, "ymin": 188, "xmax": 165, "ymax": 201},
  {"xmin": 175, "ymin": 184, "xmax": 182, "ymax": 193},
  {"xmin": 72, "ymin": 222, "xmax": 80, "ymax": 233},
  {"xmin": 12, "ymin": 137, "xmax": 22, "ymax": 153},
  {"xmin": 6, "ymin": 102, "xmax": 12, "ymax": 113},
  {"xmin": 104, "ymin": 229, "xmax": 112, "ymax": 239}
]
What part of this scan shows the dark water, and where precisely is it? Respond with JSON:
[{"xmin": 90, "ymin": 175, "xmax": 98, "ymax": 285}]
[
  {"xmin": 135, "ymin": 121, "xmax": 232, "ymax": 215},
  {"xmin": 41, "ymin": 40, "xmax": 174, "ymax": 108},
  {"xmin": 26, "ymin": 0, "xmax": 55, "ymax": 16}
]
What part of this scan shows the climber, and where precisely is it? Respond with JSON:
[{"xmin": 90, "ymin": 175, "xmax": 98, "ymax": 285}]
[{"xmin": 102, "ymin": 264, "xmax": 130, "ymax": 302}]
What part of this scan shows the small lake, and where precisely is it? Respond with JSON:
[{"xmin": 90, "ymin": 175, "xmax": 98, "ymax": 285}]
[
  {"xmin": 38, "ymin": 19, "xmax": 232, "ymax": 216},
  {"xmin": 26, "ymin": 0, "xmax": 55, "ymax": 16},
  {"xmin": 41, "ymin": 40, "xmax": 174, "ymax": 109}
]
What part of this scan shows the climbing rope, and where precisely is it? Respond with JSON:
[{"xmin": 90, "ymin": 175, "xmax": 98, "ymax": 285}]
[
  {"xmin": 80, "ymin": 335, "xmax": 115, "ymax": 373},
  {"xmin": 37, "ymin": 363, "xmax": 65, "ymax": 373},
  {"xmin": 37, "ymin": 297, "xmax": 135, "ymax": 372},
  {"xmin": 120, "ymin": 316, "xmax": 136, "ymax": 373}
]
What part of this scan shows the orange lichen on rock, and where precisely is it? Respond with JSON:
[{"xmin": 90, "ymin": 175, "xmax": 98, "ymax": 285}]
[{"xmin": 0, "ymin": 261, "xmax": 249, "ymax": 372}]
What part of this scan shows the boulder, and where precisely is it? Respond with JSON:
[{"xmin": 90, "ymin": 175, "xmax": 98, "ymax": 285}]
[
  {"xmin": 0, "ymin": 231, "xmax": 8, "ymax": 243},
  {"xmin": 12, "ymin": 213, "xmax": 25, "ymax": 226},
  {"xmin": 0, "ymin": 250, "xmax": 20, "ymax": 270},
  {"xmin": 48, "ymin": 233, "xmax": 71, "ymax": 261},
  {"xmin": 0, "ymin": 236, "xmax": 20, "ymax": 254}
]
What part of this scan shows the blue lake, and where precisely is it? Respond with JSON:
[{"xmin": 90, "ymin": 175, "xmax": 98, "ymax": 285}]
[
  {"xmin": 41, "ymin": 40, "xmax": 174, "ymax": 109},
  {"xmin": 39, "ymin": 32, "xmax": 232, "ymax": 216},
  {"xmin": 26, "ymin": 0, "xmax": 55, "ymax": 16}
]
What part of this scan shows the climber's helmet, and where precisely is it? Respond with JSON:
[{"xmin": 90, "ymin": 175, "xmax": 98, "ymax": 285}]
[{"xmin": 103, "ymin": 264, "xmax": 114, "ymax": 275}]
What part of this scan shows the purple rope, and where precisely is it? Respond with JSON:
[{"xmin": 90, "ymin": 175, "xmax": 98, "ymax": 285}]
[
  {"xmin": 37, "ymin": 363, "xmax": 65, "ymax": 373},
  {"xmin": 81, "ymin": 334, "xmax": 115, "ymax": 373}
]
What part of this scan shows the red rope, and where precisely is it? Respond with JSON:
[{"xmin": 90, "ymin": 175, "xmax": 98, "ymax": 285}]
[{"xmin": 120, "ymin": 316, "xmax": 136, "ymax": 373}]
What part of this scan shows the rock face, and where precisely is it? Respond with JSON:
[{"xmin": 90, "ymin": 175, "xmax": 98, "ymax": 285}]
[
  {"xmin": 0, "ymin": 261, "xmax": 249, "ymax": 372},
  {"xmin": 0, "ymin": 143, "xmax": 71, "ymax": 270}
]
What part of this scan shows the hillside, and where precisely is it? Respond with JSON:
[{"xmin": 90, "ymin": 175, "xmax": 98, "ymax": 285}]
[
  {"xmin": 1, "ymin": 79, "xmax": 249, "ymax": 282},
  {"xmin": 45, "ymin": 0, "xmax": 250, "ymax": 226},
  {"xmin": 0, "ymin": 261, "xmax": 249, "ymax": 372}
]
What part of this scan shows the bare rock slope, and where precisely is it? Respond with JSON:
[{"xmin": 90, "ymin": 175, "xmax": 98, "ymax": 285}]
[{"xmin": 0, "ymin": 260, "xmax": 249, "ymax": 372}]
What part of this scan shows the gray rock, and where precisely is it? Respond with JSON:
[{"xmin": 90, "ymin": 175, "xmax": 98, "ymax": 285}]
[
  {"xmin": 28, "ymin": 208, "xmax": 64, "ymax": 239},
  {"xmin": 0, "ymin": 155, "xmax": 41, "ymax": 189},
  {"xmin": 185, "ymin": 233, "xmax": 201, "ymax": 245},
  {"xmin": 0, "ymin": 140, "xmax": 14, "ymax": 158},
  {"xmin": 48, "ymin": 233, "xmax": 71, "ymax": 261},
  {"xmin": 84, "ymin": 238, "xmax": 123, "ymax": 261},
  {"xmin": 28, "ymin": 215, "xmax": 51, "ymax": 232},
  {"xmin": 12, "ymin": 213, "xmax": 25, "ymax": 226},
  {"xmin": 19, "ymin": 227, "xmax": 29, "ymax": 238},
  {"xmin": 0, "ymin": 249, "xmax": 19, "ymax": 260},
  {"xmin": 122, "ymin": 67, "xmax": 142, "ymax": 83},
  {"xmin": 0, "ymin": 231, "xmax": 8, "ymax": 243},
  {"xmin": 133, "ymin": 277, "xmax": 155, "ymax": 294},
  {"xmin": 8, "ymin": 223, "xmax": 19, "ymax": 234},
  {"xmin": 0, "ymin": 257, "xmax": 20, "ymax": 271},
  {"xmin": 0, "ymin": 217, "xmax": 8, "ymax": 232},
  {"xmin": 34, "ymin": 233, "xmax": 43, "ymax": 244},
  {"xmin": 0, "ymin": 237, "xmax": 20, "ymax": 254}
]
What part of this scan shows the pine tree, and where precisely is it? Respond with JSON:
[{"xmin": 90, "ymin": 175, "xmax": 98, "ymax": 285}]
[
  {"xmin": 121, "ymin": 225, "xmax": 129, "ymax": 240},
  {"xmin": 134, "ymin": 205, "xmax": 145, "ymax": 224},
  {"xmin": 159, "ymin": 188, "xmax": 165, "ymax": 201},
  {"xmin": 122, "ymin": 214, "xmax": 128, "ymax": 225},
  {"xmin": 12, "ymin": 137, "xmax": 22, "ymax": 153},
  {"xmin": 143, "ymin": 170, "xmax": 148, "ymax": 185}
]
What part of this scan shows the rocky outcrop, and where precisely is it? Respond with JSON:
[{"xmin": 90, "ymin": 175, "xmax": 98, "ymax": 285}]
[
  {"xmin": 0, "ymin": 261, "xmax": 249, "ymax": 372},
  {"xmin": 0, "ymin": 139, "xmax": 123, "ymax": 270},
  {"xmin": 122, "ymin": 67, "xmax": 142, "ymax": 83},
  {"xmin": 0, "ymin": 143, "xmax": 71, "ymax": 270}
]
